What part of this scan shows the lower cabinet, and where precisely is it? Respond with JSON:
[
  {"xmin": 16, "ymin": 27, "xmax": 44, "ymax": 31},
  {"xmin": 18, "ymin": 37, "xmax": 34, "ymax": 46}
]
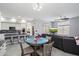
[{"xmin": 0, "ymin": 42, "xmax": 6, "ymax": 56}]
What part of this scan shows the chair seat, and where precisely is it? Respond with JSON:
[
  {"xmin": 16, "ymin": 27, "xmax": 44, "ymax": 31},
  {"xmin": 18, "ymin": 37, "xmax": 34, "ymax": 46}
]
[{"xmin": 23, "ymin": 46, "xmax": 34, "ymax": 54}]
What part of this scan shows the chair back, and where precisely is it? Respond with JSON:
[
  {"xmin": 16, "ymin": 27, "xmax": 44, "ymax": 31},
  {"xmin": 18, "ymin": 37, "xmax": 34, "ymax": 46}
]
[
  {"xmin": 46, "ymin": 36, "xmax": 52, "ymax": 43},
  {"xmin": 43, "ymin": 41, "xmax": 54, "ymax": 56},
  {"xmin": 41, "ymin": 34, "xmax": 46, "ymax": 38}
]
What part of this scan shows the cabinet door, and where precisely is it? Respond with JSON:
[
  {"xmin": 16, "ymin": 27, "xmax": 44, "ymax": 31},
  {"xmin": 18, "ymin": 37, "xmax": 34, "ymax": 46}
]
[
  {"xmin": 58, "ymin": 26, "xmax": 70, "ymax": 36},
  {"xmin": 57, "ymin": 21, "xmax": 70, "ymax": 35},
  {"xmin": 0, "ymin": 34, "xmax": 5, "ymax": 41},
  {"xmin": 2, "ymin": 42, "xmax": 6, "ymax": 50},
  {"xmin": 0, "ymin": 42, "xmax": 6, "ymax": 56}
]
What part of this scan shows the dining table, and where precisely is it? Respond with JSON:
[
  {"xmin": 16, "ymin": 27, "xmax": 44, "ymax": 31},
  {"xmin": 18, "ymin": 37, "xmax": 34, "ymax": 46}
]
[{"xmin": 24, "ymin": 36, "xmax": 48, "ymax": 56}]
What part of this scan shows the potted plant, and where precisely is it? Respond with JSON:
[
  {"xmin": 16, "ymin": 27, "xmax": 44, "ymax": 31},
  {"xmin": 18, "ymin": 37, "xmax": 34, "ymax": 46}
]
[{"xmin": 49, "ymin": 28, "xmax": 58, "ymax": 35}]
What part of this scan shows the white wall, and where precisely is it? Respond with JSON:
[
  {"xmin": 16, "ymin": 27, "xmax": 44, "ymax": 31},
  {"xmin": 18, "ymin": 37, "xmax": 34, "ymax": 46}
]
[
  {"xmin": 0, "ymin": 22, "xmax": 1, "ymax": 30},
  {"xmin": 70, "ymin": 16, "xmax": 79, "ymax": 36},
  {"xmin": 21, "ymin": 23, "xmax": 27, "ymax": 32},
  {"xmin": 32, "ymin": 20, "xmax": 51, "ymax": 34}
]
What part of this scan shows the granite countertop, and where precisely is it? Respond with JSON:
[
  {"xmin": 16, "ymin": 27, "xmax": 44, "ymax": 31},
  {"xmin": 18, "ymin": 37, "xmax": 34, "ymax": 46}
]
[{"xmin": 0, "ymin": 40, "xmax": 5, "ymax": 47}]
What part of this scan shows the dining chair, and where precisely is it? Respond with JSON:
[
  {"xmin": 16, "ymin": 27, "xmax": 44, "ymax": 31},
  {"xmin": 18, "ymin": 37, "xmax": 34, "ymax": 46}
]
[
  {"xmin": 46, "ymin": 36, "xmax": 52, "ymax": 43},
  {"xmin": 19, "ymin": 42, "xmax": 34, "ymax": 56},
  {"xmin": 41, "ymin": 34, "xmax": 46, "ymax": 38},
  {"xmin": 36, "ymin": 41, "xmax": 54, "ymax": 56}
]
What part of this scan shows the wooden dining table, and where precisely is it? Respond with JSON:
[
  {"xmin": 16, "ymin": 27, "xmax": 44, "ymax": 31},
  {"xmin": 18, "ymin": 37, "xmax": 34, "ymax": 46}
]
[{"xmin": 24, "ymin": 36, "xmax": 48, "ymax": 56}]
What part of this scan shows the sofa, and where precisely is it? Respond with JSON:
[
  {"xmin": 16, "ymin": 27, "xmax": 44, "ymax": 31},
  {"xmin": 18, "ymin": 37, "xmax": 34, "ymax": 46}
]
[
  {"xmin": 51, "ymin": 35, "xmax": 79, "ymax": 55},
  {"xmin": 52, "ymin": 35, "xmax": 63, "ymax": 50}
]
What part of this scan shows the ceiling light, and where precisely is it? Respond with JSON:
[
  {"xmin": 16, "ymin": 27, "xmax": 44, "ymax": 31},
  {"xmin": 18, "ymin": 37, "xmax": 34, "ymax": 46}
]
[{"xmin": 33, "ymin": 3, "xmax": 42, "ymax": 11}]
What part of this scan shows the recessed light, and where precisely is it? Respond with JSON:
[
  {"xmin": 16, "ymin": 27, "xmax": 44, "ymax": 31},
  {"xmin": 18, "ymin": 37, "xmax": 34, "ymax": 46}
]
[
  {"xmin": 11, "ymin": 18, "xmax": 16, "ymax": 22},
  {"xmin": 0, "ymin": 16, "xmax": 5, "ymax": 22},
  {"xmin": 21, "ymin": 19, "xmax": 26, "ymax": 23}
]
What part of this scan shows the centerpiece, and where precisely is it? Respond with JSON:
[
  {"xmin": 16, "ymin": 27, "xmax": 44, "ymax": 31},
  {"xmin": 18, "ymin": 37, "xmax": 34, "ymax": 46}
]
[{"xmin": 49, "ymin": 28, "xmax": 58, "ymax": 35}]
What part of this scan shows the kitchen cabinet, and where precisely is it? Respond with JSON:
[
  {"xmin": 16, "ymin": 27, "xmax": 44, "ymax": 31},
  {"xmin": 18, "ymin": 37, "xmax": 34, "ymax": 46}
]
[{"xmin": 0, "ymin": 34, "xmax": 6, "ymax": 56}]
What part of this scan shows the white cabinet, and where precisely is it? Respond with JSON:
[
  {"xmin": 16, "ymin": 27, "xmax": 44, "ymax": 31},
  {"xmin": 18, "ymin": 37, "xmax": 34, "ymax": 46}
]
[
  {"xmin": 0, "ymin": 34, "xmax": 6, "ymax": 56},
  {"xmin": 57, "ymin": 21, "xmax": 70, "ymax": 36},
  {"xmin": 0, "ymin": 22, "xmax": 21, "ymax": 30},
  {"xmin": 0, "ymin": 22, "xmax": 1, "ymax": 30},
  {"xmin": 0, "ymin": 42, "xmax": 6, "ymax": 56}
]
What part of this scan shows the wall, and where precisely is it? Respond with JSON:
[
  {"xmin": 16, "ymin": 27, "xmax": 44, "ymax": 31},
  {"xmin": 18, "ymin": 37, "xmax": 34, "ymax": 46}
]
[
  {"xmin": 33, "ymin": 20, "xmax": 44, "ymax": 34},
  {"xmin": 51, "ymin": 22, "xmax": 58, "ymax": 28},
  {"xmin": 32, "ymin": 20, "xmax": 51, "ymax": 34},
  {"xmin": 70, "ymin": 16, "xmax": 79, "ymax": 36},
  {"xmin": 43, "ymin": 22, "xmax": 51, "ymax": 33},
  {"xmin": 0, "ymin": 21, "xmax": 34, "ymax": 35},
  {"xmin": 21, "ymin": 23, "xmax": 27, "ymax": 32},
  {"xmin": 0, "ymin": 22, "xmax": 1, "ymax": 30}
]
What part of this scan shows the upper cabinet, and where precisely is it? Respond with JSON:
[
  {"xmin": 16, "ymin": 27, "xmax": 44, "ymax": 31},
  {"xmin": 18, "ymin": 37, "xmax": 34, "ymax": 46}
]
[{"xmin": 0, "ymin": 22, "xmax": 21, "ymax": 30}]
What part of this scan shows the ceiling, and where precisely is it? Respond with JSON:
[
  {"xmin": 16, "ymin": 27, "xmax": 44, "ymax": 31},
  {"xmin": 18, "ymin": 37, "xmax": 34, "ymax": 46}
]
[{"xmin": 0, "ymin": 3, "xmax": 79, "ymax": 21}]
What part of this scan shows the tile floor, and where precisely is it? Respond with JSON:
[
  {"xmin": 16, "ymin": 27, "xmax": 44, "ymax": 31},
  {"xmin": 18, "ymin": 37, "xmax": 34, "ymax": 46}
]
[{"xmin": 4, "ymin": 43, "xmax": 76, "ymax": 56}]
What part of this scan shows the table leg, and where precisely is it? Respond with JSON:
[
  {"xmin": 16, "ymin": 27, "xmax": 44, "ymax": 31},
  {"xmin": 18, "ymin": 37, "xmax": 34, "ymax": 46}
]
[{"xmin": 33, "ymin": 46, "xmax": 37, "ymax": 56}]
